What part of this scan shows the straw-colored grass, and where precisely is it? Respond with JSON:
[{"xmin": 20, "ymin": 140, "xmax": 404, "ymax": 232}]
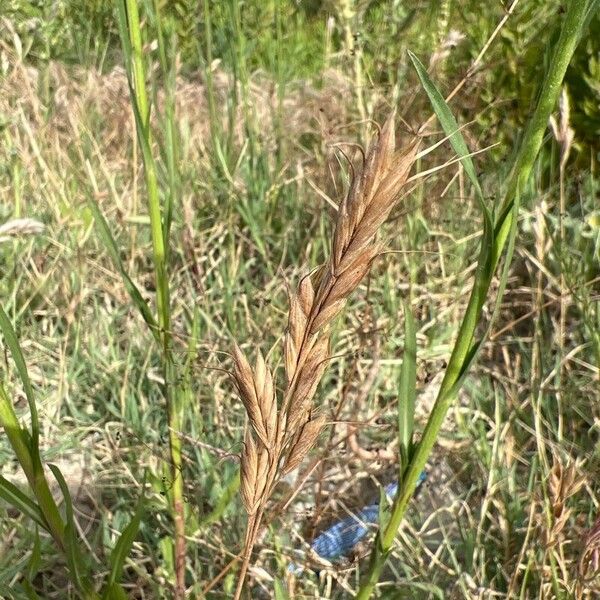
[{"xmin": 232, "ymin": 114, "xmax": 420, "ymax": 596}]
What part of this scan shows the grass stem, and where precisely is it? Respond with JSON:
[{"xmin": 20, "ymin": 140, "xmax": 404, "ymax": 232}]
[
  {"xmin": 355, "ymin": 1, "xmax": 592, "ymax": 596},
  {"xmin": 119, "ymin": 1, "xmax": 187, "ymax": 596}
]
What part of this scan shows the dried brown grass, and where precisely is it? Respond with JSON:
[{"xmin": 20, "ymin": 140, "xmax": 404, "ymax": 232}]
[
  {"xmin": 0, "ymin": 55, "xmax": 351, "ymax": 174},
  {"xmin": 231, "ymin": 113, "xmax": 420, "ymax": 597},
  {"xmin": 579, "ymin": 513, "xmax": 600, "ymax": 597},
  {"xmin": 547, "ymin": 456, "xmax": 585, "ymax": 549}
]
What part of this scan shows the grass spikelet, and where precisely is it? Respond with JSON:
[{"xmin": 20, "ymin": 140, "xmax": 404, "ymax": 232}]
[
  {"xmin": 231, "ymin": 113, "xmax": 419, "ymax": 598},
  {"xmin": 282, "ymin": 413, "xmax": 327, "ymax": 475},
  {"xmin": 284, "ymin": 335, "xmax": 329, "ymax": 436},
  {"xmin": 232, "ymin": 344, "xmax": 277, "ymax": 448},
  {"xmin": 240, "ymin": 429, "xmax": 259, "ymax": 515}
]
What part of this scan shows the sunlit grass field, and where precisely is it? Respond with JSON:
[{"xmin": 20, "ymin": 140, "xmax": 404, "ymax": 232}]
[{"xmin": 0, "ymin": 1, "xmax": 599, "ymax": 598}]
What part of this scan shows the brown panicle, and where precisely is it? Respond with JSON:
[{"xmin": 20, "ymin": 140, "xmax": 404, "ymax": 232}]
[{"xmin": 232, "ymin": 113, "xmax": 419, "ymax": 599}]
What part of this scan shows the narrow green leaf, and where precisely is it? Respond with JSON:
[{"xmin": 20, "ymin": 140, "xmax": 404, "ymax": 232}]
[
  {"xmin": 158, "ymin": 536, "xmax": 175, "ymax": 579},
  {"xmin": 153, "ymin": 1, "xmax": 178, "ymax": 253},
  {"xmin": 389, "ymin": 582, "xmax": 445, "ymax": 599},
  {"xmin": 448, "ymin": 192, "xmax": 522, "ymax": 397},
  {"xmin": 21, "ymin": 528, "xmax": 42, "ymax": 599},
  {"xmin": 48, "ymin": 464, "xmax": 93, "ymax": 595},
  {"xmin": 0, "ymin": 305, "xmax": 39, "ymax": 446},
  {"xmin": 26, "ymin": 527, "xmax": 42, "ymax": 582},
  {"xmin": 21, "ymin": 581, "xmax": 40, "ymax": 600},
  {"xmin": 0, "ymin": 584, "xmax": 19, "ymax": 599},
  {"xmin": 407, "ymin": 50, "xmax": 494, "ymax": 280},
  {"xmin": 407, "ymin": 50, "xmax": 485, "ymax": 204},
  {"xmin": 397, "ymin": 300, "xmax": 417, "ymax": 470},
  {"xmin": 115, "ymin": 1, "xmax": 132, "ymax": 71},
  {"xmin": 102, "ymin": 584, "xmax": 129, "ymax": 600},
  {"xmin": 0, "ymin": 476, "xmax": 48, "ymax": 531},
  {"xmin": 87, "ymin": 199, "xmax": 159, "ymax": 343},
  {"xmin": 377, "ymin": 486, "xmax": 391, "ymax": 534},
  {"xmin": 0, "ymin": 384, "xmax": 35, "ymax": 480},
  {"xmin": 408, "ymin": 49, "xmax": 495, "ymax": 360},
  {"xmin": 120, "ymin": 66, "xmax": 172, "ymax": 335},
  {"xmin": 103, "ymin": 489, "xmax": 145, "ymax": 596},
  {"xmin": 274, "ymin": 578, "xmax": 289, "ymax": 600}
]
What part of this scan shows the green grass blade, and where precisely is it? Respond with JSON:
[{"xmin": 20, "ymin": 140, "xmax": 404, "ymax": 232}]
[
  {"xmin": 27, "ymin": 527, "xmax": 42, "ymax": 580},
  {"xmin": 87, "ymin": 199, "xmax": 159, "ymax": 343},
  {"xmin": 152, "ymin": 1, "xmax": 177, "ymax": 253},
  {"xmin": 22, "ymin": 527, "xmax": 42, "ymax": 599},
  {"xmin": 124, "ymin": 83, "xmax": 172, "ymax": 334},
  {"xmin": 451, "ymin": 191, "xmax": 522, "ymax": 392},
  {"xmin": 21, "ymin": 582, "xmax": 40, "ymax": 600},
  {"xmin": 0, "ymin": 475, "xmax": 48, "ymax": 531},
  {"xmin": 0, "ymin": 584, "xmax": 21, "ymax": 599},
  {"xmin": 397, "ymin": 300, "xmax": 417, "ymax": 470},
  {"xmin": 119, "ymin": 0, "xmax": 149, "ymax": 128},
  {"xmin": 0, "ymin": 384, "xmax": 35, "ymax": 480},
  {"xmin": 274, "ymin": 579, "xmax": 290, "ymax": 600},
  {"xmin": 403, "ymin": 582, "xmax": 445, "ymax": 598},
  {"xmin": 48, "ymin": 464, "xmax": 95, "ymax": 597},
  {"xmin": 0, "ymin": 388, "xmax": 66, "ymax": 556},
  {"xmin": 408, "ymin": 48, "xmax": 495, "ymax": 342},
  {"xmin": 377, "ymin": 486, "xmax": 392, "ymax": 533},
  {"xmin": 407, "ymin": 51, "xmax": 486, "ymax": 204},
  {"xmin": 102, "ymin": 586, "xmax": 128, "ymax": 600},
  {"xmin": 103, "ymin": 488, "xmax": 144, "ymax": 597},
  {"xmin": 115, "ymin": 1, "xmax": 132, "ymax": 76},
  {"xmin": 0, "ymin": 305, "xmax": 39, "ymax": 446},
  {"xmin": 117, "ymin": 0, "xmax": 171, "ymax": 342},
  {"xmin": 198, "ymin": 471, "xmax": 240, "ymax": 528}
]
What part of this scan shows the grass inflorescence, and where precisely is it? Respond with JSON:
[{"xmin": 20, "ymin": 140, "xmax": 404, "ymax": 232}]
[{"xmin": 232, "ymin": 114, "xmax": 419, "ymax": 597}]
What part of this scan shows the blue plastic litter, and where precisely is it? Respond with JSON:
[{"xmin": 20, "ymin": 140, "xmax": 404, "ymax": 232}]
[
  {"xmin": 310, "ymin": 501, "xmax": 380, "ymax": 561},
  {"xmin": 289, "ymin": 471, "xmax": 427, "ymax": 573}
]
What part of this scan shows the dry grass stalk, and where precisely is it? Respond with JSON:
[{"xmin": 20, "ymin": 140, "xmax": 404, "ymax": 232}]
[
  {"xmin": 231, "ymin": 113, "xmax": 419, "ymax": 598},
  {"xmin": 578, "ymin": 514, "xmax": 600, "ymax": 595},
  {"xmin": 546, "ymin": 456, "xmax": 585, "ymax": 548}
]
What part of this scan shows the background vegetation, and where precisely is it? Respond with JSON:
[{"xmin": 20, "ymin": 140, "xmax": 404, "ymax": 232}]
[{"xmin": 0, "ymin": 0, "xmax": 599, "ymax": 598}]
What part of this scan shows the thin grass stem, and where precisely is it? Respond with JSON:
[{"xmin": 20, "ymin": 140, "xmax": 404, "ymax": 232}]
[{"xmin": 119, "ymin": 1, "xmax": 187, "ymax": 596}]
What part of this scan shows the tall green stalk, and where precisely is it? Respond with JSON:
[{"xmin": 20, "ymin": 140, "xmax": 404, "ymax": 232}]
[
  {"xmin": 202, "ymin": 0, "xmax": 221, "ymax": 165},
  {"xmin": 229, "ymin": 0, "xmax": 257, "ymax": 162},
  {"xmin": 117, "ymin": 1, "xmax": 186, "ymax": 597},
  {"xmin": 356, "ymin": 1, "xmax": 592, "ymax": 597}
]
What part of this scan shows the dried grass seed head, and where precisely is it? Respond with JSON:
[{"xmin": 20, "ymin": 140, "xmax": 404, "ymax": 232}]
[
  {"xmin": 284, "ymin": 334, "xmax": 330, "ymax": 437},
  {"xmin": 283, "ymin": 414, "xmax": 327, "ymax": 475},
  {"xmin": 240, "ymin": 429, "xmax": 270, "ymax": 515},
  {"xmin": 232, "ymin": 343, "xmax": 277, "ymax": 449}
]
